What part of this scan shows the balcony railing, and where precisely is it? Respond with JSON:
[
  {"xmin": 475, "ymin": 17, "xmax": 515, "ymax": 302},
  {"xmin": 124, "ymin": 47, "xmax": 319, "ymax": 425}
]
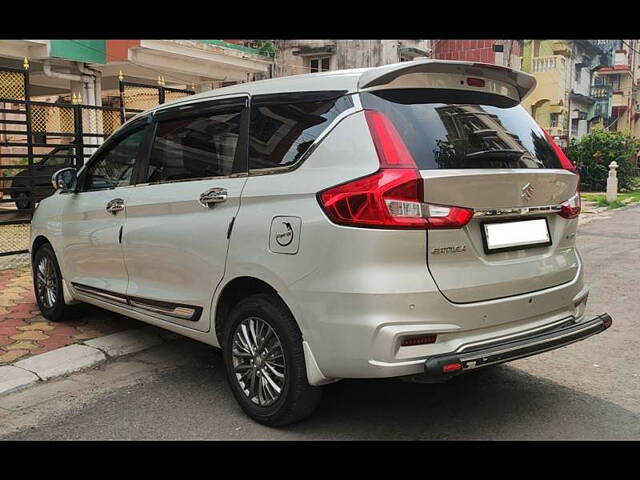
[
  {"xmin": 532, "ymin": 55, "xmax": 566, "ymax": 73},
  {"xmin": 591, "ymin": 84, "xmax": 613, "ymax": 98}
]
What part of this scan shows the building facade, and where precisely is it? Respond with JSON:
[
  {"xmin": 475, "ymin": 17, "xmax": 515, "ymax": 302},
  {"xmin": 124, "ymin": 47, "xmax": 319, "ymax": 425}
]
[
  {"xmin": 432, "ymin": 39, "xmax": 522, "ymax": 68},
  {"xmin": 268, "ymin": 40, "xmax": 431, "ymax": 78},
  {"xmin": 593, "ymin": 41, "xmax": 640, "ymax": 137},
  {"xmin": 0, "ymin": 40, "xmax": 273, "ymax": 107}
]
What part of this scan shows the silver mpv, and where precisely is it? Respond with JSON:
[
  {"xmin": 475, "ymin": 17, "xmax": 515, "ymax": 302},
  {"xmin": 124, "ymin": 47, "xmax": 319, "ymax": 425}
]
[{"xmin": 32, "ymin": 60, "xmax": 612, "ymax": 426}]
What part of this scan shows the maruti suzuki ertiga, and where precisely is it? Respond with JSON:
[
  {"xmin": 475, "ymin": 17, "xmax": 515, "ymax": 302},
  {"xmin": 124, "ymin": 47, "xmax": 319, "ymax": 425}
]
[{"xmin": 31, "ymin": 60, "xmax": 612, "ymax": 426}]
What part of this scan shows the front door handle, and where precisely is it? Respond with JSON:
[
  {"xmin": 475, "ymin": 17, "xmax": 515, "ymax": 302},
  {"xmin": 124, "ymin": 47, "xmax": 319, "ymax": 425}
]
[
  {"xmin": 199, "ymin": 188, "xmax": 228, "ymax": 208},
  {"xmin": 106, "ymin": 198, "xmax": 125, "ymax": 215}
]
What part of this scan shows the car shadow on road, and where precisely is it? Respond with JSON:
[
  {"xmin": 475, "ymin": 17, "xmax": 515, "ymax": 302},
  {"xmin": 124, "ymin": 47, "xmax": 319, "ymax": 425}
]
[
  {"xmin": 191, "ymin": 346, "xmax": 639, "ymax": 440},
  {"xmin": 291, "ymin": 366, "xmax": 639, "ymax": 440}
]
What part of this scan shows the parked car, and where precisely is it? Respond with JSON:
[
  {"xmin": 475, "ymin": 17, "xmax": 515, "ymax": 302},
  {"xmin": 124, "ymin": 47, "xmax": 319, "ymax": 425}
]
[
  {"xmin": 31, "ymin": 60, "xmax": 612, "ymax": 426},
  {"xmin": 11, "ymin": 144, "xmax": 75, "ymax": 209}
]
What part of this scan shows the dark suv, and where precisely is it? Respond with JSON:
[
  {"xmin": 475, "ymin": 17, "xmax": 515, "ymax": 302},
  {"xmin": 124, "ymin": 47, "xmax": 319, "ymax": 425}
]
[{"xmin": 10, "ymin": 144, "xmax": 75, "ymax": 209}]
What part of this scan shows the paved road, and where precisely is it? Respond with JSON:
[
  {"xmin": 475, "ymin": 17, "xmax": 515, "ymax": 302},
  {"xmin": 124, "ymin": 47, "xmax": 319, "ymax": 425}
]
[{"xmin": 1, "ymin": 205, "xmax": 639, "ymax": 440}]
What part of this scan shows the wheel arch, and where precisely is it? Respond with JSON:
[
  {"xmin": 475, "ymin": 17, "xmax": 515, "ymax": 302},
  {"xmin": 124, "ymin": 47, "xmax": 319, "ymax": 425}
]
[
  {"xmin": 31, "ymin": 235, "xmax": 51, "ymax": 260},
  {"xmin": 213, "ymin": 276, "xmax": 299, "ymax": 346}
]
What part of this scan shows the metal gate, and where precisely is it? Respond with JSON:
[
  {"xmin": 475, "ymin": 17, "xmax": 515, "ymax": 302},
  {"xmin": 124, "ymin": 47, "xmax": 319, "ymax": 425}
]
[
  {"xmin": 0, "ymin": 67, "xmax": 196, "ymax": 266},
  {"xmin": 0, "ymin": 66, "xmax": 122, "ymax": 264}
]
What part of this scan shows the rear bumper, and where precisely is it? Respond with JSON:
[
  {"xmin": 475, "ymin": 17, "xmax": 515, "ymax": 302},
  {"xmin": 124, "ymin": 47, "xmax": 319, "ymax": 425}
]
[{"xmin": 417, "ymin": 313, "xmax": 612, "ymax": 382}]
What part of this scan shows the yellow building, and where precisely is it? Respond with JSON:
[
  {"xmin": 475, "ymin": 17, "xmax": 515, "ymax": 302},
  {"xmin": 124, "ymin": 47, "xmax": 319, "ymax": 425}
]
[
  {"xmin": 522, "ymin": 41, "xmax": 572, "ymax": 144},
  {"xmin": 521, "ymin": 40, "xmax": 617, "ymax": 148}
]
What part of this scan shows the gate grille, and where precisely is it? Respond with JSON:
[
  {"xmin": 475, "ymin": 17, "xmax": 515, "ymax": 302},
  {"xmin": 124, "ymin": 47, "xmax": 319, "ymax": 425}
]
[
  {"xmin": 0, "ymin": 70, "xmax": 26, "ymax": 100},
  {"xmin": 119, "ymin": 80, "xmax": 194, "ymax": 122}
]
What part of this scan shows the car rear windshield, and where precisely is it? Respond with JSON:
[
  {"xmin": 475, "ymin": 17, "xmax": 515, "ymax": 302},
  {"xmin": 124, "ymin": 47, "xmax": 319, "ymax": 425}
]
[{"xmin": 360, "ymin": 89, "xmax": 563, "ymax": 170}]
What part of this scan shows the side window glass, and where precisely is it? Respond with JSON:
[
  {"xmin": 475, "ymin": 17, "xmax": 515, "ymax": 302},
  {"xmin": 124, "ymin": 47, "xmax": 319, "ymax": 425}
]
[
  {"xmin": 146, "ymin": 107, "xmax": 243, "ymax": 183},
  {"xmin": 41, "ymin": 146, "xmax": 73, "ymax": 167},
  {"xmin": 83, "ymin": 128, "xmax": 145, "ymax": 191},
  {"xmin": 248, "ymin": 94, "xmax": 352, "ymax": 172}
]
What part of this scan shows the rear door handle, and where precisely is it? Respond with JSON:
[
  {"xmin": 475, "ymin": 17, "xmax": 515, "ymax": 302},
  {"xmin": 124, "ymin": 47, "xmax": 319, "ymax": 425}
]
[
  {"xmin": 199, "ymin": 188, "xmax": 228, "ymax": 208},
  {"xmin": 106, "ymin": 198, "xmax": 125, "ymax": 215}
]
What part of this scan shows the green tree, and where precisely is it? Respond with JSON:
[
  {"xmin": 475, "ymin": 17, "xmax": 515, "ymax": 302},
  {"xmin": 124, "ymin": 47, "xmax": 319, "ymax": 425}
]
[{"xmin": 569, "ymin": 128, "xmax": 640, "ymax": 191}]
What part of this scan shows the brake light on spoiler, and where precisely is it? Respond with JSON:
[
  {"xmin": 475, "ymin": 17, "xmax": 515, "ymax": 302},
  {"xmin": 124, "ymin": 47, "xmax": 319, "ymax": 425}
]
[{"xmin": 317, "ymin": 110, "xmax": 474, "ymax": 230}]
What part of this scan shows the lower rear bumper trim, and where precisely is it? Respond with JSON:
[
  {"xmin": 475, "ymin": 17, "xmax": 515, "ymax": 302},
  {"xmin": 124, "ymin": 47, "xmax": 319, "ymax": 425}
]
[{"xmin": 420, "ymin": 313, "xmax": 612, "ymax": 382}]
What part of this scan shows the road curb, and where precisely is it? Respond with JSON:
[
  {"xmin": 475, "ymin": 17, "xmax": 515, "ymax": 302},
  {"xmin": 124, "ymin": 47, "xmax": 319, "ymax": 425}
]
[
  {"xmin": 84, "ymin": 329, "xmax": 163, "ymax": 358},
  {"xmin": 0, "ymin": 365, "xmax": 39, "ymax": 395},
  {"xmin": 0, "ymin": 327, "xmax": 173, "ymax": 396}
]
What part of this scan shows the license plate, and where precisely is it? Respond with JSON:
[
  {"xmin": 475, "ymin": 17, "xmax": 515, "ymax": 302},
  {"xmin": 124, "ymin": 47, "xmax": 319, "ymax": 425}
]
[{"xmin": 482, "ymin": 218, "xmax": 552, "ymax": 253}]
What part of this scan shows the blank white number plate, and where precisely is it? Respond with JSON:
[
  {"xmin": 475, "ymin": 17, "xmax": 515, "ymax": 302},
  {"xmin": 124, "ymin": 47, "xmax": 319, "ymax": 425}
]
[{"xmin": 483, "ymin": 218, "xmax": 551, "ymax": 252}]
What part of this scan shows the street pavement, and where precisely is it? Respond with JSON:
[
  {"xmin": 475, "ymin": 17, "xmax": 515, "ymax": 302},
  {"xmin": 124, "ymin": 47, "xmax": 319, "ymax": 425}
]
[{"xmin": 0, "ymin": 204, "xmax": 638, "ymax": 440}]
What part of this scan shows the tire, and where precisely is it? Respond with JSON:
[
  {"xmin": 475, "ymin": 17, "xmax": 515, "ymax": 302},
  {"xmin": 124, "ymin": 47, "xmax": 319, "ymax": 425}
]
[
  {"xmin": 32, "ymin": 243, "xmax": 74, "ymax": 322},
  {"xmin": 14, "ymin": 192, "xmax": 31, "ymax": 210},
  {"xmin": 222, "ymin": 293, "xmax": 323, "ymax": 427}
]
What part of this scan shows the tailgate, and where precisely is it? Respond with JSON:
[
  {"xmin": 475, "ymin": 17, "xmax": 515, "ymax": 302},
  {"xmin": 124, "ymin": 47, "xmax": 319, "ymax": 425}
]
[{"xmin": 423, "ymin": 169, "xmax": 580, "ymax": 303}]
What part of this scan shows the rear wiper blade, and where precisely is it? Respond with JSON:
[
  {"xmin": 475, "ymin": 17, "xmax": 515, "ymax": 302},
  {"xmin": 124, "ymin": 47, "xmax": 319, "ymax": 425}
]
[{"xmin": 464, "ymin": 149, "xmax": 526, "ymax": 159}]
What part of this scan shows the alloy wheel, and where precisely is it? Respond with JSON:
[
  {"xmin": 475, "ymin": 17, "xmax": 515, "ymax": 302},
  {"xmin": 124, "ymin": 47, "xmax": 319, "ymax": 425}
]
[
  {"xmin": 35, "ymin": 256, "xmax": 57, "ymax": 309},
  {"xmin": 231, "ymin": 317, "xmax": 287, "ymax": 407}
]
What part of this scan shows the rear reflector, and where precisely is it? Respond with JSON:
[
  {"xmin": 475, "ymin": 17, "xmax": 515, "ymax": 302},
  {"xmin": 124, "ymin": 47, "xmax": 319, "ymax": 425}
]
[
  {"xmin": 442, "ymin": 362, "xmax": 463, "ymax": 373},
  {"xmin": 317, "ymin": 110, "xmax": 474, "ymax": 230},
  {"xmin": 466, "ymin": 77, "xmax": 485, "ymax": 87},
  {"xmin": 401, "ymin": 335, "xmax": 437, "ymax": 347}
]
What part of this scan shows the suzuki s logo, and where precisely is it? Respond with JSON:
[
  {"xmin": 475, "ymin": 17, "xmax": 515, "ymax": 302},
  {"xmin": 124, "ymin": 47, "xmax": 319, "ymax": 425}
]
[{"xmin": 521, "ymin": 183, "xmax": 535, "ymax": 201}]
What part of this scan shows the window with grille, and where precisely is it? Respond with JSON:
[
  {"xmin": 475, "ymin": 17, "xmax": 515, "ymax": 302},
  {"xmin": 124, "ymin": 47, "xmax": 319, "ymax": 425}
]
[{"xmin": 309, "ymin": 57, "xmax": 331, "ymax": 73}]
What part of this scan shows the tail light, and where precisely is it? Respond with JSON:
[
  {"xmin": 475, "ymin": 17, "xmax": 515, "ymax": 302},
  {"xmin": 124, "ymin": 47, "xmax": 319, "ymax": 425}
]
[
  {"xmin": 541, "ymin": 129, "xmax": 581, "ymax": 218},
  {"xmin": 560, "ymin": 192, "xmax": 581, "ymax": 219},
  {"xmin": 317, "ymin": 110, "xmax": 474, "ymax": 230}
]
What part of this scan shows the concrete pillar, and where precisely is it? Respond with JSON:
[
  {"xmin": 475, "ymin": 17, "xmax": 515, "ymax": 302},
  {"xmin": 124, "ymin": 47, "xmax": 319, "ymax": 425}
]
[{"xmin": 606, "ymin": 161, "xmax": 619, "ymax": 202}]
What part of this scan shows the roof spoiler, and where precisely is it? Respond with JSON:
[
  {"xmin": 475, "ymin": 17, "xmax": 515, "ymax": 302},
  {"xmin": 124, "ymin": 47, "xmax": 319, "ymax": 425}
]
[{"xmin": 358, "ymin": 60, "xmax": 537, "ymax": 103}]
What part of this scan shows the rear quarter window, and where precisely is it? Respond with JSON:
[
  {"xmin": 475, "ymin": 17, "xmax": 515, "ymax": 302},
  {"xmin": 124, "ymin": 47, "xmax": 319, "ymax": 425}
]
[
  {"xmin": 248, "ymin": 93, "xmax": 353, "ymax": 172},
  {"xmin": 360, "ymin": 90, "xmax": 562, "ymax": 170}
]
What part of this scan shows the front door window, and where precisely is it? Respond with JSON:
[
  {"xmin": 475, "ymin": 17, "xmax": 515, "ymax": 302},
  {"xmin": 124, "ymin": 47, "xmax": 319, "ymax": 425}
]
[{"xmin": 82, "ymin": 128, "xmax": 147, "ymax": 191}]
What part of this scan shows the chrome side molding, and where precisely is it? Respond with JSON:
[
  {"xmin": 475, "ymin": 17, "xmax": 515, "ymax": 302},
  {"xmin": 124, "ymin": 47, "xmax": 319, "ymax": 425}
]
[
  {"xmin": 71, "ymin": 282, "xmax": 202, "ymax": 322},
  {"xmin": 129, "ymin": 298, "xmax": 198, "ymax": 321},
  {"xmin": 71, "ymin": 282, "xmax": 128, "ymax": 305}
]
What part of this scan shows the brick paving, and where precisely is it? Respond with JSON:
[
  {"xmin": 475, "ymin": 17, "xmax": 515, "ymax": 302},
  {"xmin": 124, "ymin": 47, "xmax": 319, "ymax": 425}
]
[{"xmin": 0, "ymin": 265, "xmax": 139, "ymax": 365}]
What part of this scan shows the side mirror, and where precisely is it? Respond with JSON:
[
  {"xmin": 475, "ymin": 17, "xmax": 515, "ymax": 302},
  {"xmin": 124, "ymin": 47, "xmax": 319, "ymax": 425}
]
[{"xmin": 52, "ymin": 167, "xmax": 77, "ymax": 192}]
